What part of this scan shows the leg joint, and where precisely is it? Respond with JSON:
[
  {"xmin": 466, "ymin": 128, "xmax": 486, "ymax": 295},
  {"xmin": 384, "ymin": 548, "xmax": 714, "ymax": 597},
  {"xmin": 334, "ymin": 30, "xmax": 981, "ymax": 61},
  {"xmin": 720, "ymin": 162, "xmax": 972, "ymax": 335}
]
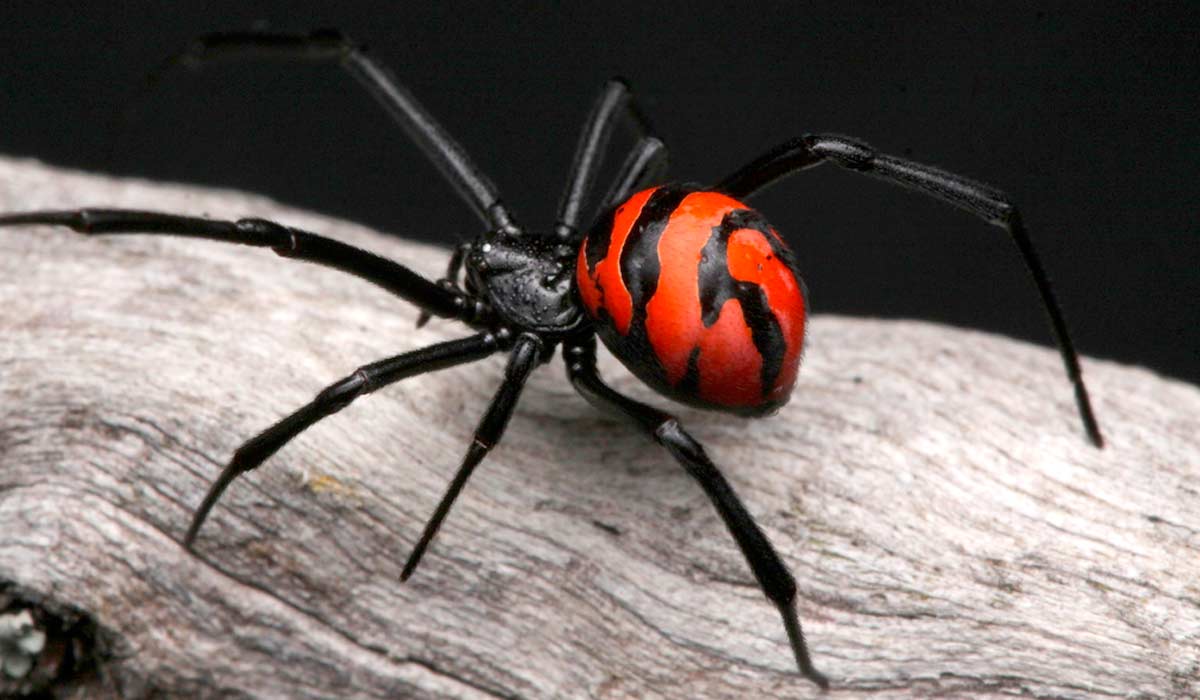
[
  {"xmin": 236, "ymin": 218, "xmax": 290, "ymax": 248},
  {"xmin": 563, "ymin": 338, "xmax": 598, "ymax": 377},
  {"xmin": 314, "ymin": 372, "xmax": 368, "ymax": 412},
  {"xmin": 990, "ymin": 198, "xmax": 1017, "ymax": 226},
  {"xmin": 807, "ymin": 133, "xmax": 875, "ymax": 170},
  {"xmin": 655, "ymin": 418, "xmax": 708, "ymax": 464},
  {"xmin": 306, "ymin": 28, "xmax": 359, "ymax": 58},
  {"xmin": 653, "ymin": 417, "xmax": 681, "ymax": 442},
  {"xmin": 451, "ymin": 292, "xmax": 490, "ymax": 324}
]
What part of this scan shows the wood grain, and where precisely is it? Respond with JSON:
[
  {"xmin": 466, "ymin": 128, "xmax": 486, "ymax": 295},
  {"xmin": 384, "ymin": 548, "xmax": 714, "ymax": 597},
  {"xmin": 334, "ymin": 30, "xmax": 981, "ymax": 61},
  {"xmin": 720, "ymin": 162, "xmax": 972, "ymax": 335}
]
[{"xmin": 0, "ymin": 158, "xmax": 1196, "ymax": 699}]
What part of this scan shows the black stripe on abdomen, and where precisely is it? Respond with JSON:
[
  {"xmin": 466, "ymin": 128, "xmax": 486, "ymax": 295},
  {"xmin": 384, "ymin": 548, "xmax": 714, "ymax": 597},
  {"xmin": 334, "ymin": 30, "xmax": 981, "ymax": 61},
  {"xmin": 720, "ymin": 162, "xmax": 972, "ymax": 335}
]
[
  {"xmin": 618, "ymin": 186, "xmax": 693, "ymax": 367},
  {"xmin": 697, "ymin": 208, "xmax": 788, "ymax": 398}
]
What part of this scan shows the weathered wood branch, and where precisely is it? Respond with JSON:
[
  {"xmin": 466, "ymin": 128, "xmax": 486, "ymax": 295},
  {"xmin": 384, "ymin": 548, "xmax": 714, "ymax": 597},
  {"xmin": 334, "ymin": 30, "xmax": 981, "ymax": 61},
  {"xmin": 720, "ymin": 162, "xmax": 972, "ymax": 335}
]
[{"xmin": 0, "ymin": 157, "xmax": 1196, "ymax": 699}]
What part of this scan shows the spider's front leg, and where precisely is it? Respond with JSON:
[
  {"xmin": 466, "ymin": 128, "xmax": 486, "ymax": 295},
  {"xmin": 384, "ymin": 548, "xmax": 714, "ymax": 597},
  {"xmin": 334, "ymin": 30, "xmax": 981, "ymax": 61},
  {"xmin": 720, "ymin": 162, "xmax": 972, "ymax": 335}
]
[
  {"xmin": 0, "ymin": 208, "xmax": 509, "ymax": 545},
  {"xmin": 554, "ymin": 79, "xmax": 655, "ymax": 239},
  {"xmin": 174, "ymin": 30, "xmax": 517, "ymax": 233},
  {"xmin": 400, "ymin": 332, "xmax": 544, "ymax": 579},
  {"xmin": 564, "ymin": 338, "xmax": 830, "ymax": 689},
  {"xmin": 597, "ymin": 135, "xmax": 668, "ymax": 214},
  {"xmin": 0, "ymin": 209, "xmax": 486, "ymax": 323},
  {"xmin": 185, "ymin": 331, "xmax": 508, "ymax": 547},
  {"xmin": 416, "ymin": 241, "xmax": 473, "ymax": 329}
]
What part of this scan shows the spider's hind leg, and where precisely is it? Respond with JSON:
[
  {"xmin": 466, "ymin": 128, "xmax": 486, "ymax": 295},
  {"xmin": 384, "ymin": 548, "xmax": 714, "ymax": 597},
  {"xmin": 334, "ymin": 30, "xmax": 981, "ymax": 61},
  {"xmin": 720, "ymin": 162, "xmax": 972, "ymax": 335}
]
[
  {"xmin": 717, "ymin": 134, "xmax": 1103, "ymax": 447},
  {"xmin": 563, "ymin": 337, "xmax": 830, "ymax": 689}
]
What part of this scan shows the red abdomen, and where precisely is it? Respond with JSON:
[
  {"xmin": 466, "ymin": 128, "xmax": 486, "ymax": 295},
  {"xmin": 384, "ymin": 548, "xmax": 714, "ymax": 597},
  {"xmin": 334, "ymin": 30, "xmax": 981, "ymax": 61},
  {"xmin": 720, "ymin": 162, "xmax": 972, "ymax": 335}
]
[{"xmin": 576, "ymin": 185, "xmax": 807, "ymax": 415}]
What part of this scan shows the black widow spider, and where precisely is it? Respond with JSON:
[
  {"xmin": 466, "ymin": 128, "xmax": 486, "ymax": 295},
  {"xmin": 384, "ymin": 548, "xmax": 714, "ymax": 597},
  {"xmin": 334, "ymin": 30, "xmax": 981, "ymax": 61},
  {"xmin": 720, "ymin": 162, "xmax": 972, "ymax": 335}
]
[{"xmin": 0, "ymin": 31, "xmax": 1103, "ymax": 690}]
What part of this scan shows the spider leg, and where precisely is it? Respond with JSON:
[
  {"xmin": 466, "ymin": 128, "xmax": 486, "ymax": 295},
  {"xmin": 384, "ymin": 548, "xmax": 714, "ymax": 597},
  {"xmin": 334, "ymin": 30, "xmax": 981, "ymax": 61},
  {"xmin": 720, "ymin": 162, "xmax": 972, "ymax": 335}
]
[
  {"xmin": 717, "ymin": 134, "xmax": 1103, "ymax": 447},
  {"xmin": 555, "ymin": 79, "xmax": 655, "ymax": 240},
  {"xmin": 0, "ymin": 209, "xmax": 484, "ymax": 324},
  {"xmin": 596, "ymin": 136, "xmax": 669, "ymax": 215},
  {"xmin": 415, "ymin": 241, "xmax": 473, "ymax": 329},
  {"xmin": 185, "ymin": 331, "xmax": 507, "ymax": 548},
  {"xmin": 400, "ymin": 333, "xmax": 543, "ymax": 580},
  {"xmin": 563, "ymin": 338, "xmax": 830, "ymax": 690},
  {"xmin": 175, "ymin": 30, "xmax": 515, "ymax": 233}
]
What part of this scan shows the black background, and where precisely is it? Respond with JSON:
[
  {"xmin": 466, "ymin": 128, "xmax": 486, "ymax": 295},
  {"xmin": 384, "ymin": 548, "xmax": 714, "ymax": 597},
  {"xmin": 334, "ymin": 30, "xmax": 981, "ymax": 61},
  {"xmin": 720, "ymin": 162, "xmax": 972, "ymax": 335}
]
[{"xmin": 2, "ymin": 3, "xmax": 1196, "ymax": 385}]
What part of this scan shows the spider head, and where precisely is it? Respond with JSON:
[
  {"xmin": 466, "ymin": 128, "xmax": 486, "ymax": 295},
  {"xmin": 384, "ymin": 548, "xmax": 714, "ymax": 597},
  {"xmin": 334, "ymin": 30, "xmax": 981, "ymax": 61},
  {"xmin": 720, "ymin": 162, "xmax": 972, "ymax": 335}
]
[{"xmin": 465, "ymin": 233, "xmax": 586, "ymax": 335}]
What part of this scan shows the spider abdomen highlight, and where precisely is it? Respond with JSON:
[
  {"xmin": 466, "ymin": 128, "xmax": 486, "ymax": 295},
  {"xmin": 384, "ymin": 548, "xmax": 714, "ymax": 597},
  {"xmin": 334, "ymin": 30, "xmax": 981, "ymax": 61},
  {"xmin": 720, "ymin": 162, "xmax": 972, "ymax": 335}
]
[{"xmin": 576, "ymin": 185, "xmax": 807, "ymax": 416}]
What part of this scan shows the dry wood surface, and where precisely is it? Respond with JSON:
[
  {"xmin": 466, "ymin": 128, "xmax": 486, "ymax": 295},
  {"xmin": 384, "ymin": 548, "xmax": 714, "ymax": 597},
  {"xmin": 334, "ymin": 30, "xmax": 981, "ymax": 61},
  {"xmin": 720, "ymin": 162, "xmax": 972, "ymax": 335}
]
[{"xmin": 0, "ymin": 158, "xmax": 1197, "ymax": 699}]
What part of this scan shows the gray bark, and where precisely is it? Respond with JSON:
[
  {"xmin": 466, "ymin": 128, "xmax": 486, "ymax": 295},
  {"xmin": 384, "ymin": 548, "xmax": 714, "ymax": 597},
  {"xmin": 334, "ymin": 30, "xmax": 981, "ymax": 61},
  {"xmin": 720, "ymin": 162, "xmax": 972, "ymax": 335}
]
[{"xmin": 0, "ymin": 157, "xmax": 1196, "ymax": 699}]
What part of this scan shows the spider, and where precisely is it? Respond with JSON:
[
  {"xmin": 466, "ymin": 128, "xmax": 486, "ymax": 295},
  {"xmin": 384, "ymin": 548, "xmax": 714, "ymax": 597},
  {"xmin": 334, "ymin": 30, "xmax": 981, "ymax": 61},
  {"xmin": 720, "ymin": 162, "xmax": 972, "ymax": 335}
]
[{"xmin": 0, "ymin": 31, "xmax": 1103, "ymax": 690}]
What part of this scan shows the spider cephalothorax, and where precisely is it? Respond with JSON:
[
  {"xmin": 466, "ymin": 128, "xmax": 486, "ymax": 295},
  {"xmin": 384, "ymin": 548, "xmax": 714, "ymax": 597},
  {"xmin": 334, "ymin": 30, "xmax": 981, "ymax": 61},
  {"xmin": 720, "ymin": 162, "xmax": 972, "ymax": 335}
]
[
  {"xmin": 0, "ymin": 30, "xmax": 1104, "ymax": 690},
  {"xmin": 468, "ymin": 230, "xmax": 584, "ymax": 333}
]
